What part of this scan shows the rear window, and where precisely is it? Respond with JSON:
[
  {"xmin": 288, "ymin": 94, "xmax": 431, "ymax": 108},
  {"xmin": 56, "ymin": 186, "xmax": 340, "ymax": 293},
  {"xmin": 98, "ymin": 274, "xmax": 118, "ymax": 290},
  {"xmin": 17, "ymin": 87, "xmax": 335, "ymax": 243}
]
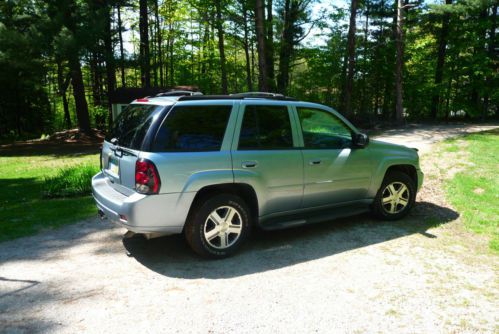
[
  {"xmin": 152, "ymin": 105, "xmax": 232, "ymax": 152},
  {"xmin": 107, "ymin": 104, "xmax": 165, "ymax": 150}
]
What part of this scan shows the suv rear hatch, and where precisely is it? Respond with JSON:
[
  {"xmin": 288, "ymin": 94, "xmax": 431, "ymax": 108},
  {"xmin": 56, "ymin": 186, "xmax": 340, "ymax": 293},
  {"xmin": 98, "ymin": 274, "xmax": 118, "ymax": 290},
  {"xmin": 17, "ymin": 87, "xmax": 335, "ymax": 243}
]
[{"xmin": 102, "ymin": 103, "xmax": 166, "ymax": 195}]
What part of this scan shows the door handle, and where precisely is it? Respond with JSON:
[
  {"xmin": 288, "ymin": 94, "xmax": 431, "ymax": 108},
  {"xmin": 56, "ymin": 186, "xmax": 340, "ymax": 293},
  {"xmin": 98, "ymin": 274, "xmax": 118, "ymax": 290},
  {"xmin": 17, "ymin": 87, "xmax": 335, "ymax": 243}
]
[
  {"xmin": 309, "ymin": 159, "xmax": 322, "ymax": 165},
  {"xmin": 242, "ymin": 161, "xmax": 258, "ymax": 168}
]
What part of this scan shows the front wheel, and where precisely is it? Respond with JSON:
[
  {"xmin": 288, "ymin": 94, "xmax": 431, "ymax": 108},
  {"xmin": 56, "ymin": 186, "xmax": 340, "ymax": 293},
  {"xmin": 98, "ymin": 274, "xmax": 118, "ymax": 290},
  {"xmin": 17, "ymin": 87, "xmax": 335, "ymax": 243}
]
[
  {"xmin": 371, "ymin": 171, "xmax": 416, "ymax": 220},
  {"xmin": 184, "ymin": 194, "xmax": 251, "ymax": 259}
]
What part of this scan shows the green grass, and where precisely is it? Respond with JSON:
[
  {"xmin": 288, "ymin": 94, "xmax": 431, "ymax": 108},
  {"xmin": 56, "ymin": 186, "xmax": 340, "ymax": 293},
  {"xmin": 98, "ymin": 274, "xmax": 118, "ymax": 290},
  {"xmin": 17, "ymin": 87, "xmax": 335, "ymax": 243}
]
[
  {"xmin": 43, "ymin": 164, "xmax": 100, "ymax": 198},
  {"xmin": 0, "ymin": 154, "xmax": 100, "ymax": 242},
  {"xmin": 445, "ymin": 130, "xmax": 499, "ymax": 253}
]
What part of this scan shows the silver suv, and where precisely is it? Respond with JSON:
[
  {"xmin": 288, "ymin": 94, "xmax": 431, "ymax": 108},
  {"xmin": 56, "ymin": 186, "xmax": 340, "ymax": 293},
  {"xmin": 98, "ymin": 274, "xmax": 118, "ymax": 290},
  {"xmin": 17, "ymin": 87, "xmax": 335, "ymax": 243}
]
[{"xmin": 92, "ymin": 92, "xmax": 423, "ymax": 258}]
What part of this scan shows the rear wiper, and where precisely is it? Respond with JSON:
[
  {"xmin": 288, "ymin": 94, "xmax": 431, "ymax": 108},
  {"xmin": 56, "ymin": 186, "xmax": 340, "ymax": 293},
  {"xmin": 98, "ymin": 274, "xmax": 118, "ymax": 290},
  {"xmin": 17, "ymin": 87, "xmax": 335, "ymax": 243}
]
[
  {"xmin": 119, "ymin": 147, "xmax": 138, "ymax": 157},
  {"xmin": 109, "ymin": 138, "xmax": 137, "ymax": 157}
]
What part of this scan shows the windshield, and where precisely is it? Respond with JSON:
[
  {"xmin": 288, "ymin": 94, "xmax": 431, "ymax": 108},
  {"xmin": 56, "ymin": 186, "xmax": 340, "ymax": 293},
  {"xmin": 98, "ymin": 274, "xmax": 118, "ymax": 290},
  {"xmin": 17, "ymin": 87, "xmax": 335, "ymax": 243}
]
[{"xmin": 106, "ymin": 104, "xmax": 165, "ymax": 150}]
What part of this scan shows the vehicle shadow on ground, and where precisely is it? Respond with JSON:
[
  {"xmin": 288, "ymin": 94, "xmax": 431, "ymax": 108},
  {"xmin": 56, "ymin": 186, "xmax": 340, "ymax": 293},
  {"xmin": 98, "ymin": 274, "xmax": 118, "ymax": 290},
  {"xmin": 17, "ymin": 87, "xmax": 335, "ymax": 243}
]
[{"xmin": 123, "ymin": 201, "xmax": 458, "ymax": 279}]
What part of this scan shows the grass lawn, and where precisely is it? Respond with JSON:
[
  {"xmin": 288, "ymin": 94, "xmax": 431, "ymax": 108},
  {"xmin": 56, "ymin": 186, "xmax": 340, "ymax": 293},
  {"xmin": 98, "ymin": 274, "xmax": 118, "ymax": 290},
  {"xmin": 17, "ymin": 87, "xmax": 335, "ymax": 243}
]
[
  {"xmin": 0, "ymin": 153, "xmax": 100, "ymax": 242},
  {"xmin": 445, "ymin": 130, "xmax": 499, "ymax": 252}
]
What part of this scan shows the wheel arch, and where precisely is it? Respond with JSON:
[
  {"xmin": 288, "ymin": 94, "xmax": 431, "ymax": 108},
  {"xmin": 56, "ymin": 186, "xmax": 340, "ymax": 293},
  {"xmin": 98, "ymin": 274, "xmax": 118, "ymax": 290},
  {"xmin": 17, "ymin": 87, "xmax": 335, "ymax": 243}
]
[
  {"xmin": 369, "ymin": 159, "xmax": 419, "ymax": 197},
  {"xmin": 385, "ymin": 164, "xmax": 418, "ymax": 186},
  {"xmin": 187, "ymin": 183, "xmax": 259, "ymax": 225}
]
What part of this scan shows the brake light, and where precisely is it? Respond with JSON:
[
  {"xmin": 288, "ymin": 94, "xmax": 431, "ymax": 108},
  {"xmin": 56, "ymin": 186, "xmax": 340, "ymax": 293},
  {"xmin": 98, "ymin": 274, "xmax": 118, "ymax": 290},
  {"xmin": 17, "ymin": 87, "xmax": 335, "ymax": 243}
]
[
  {"xmin": 135, "ymin": 159, "xmax": 161, "ymax": 194},
  {"xmin": 136, "ymin": 98, "xmax": 149, "ymax": 102}
]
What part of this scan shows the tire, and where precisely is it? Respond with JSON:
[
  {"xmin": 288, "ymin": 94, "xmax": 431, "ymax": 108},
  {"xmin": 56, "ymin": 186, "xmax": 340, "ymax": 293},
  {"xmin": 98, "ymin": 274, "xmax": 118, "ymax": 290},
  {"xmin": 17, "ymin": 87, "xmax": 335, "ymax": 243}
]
[
  {"xmin": 184, "ymin": 194, "xmax": 251, "ymax": 259},
  {"xmin": 371, "ymin": 170, "xmax": 416, "ymax": 220}
]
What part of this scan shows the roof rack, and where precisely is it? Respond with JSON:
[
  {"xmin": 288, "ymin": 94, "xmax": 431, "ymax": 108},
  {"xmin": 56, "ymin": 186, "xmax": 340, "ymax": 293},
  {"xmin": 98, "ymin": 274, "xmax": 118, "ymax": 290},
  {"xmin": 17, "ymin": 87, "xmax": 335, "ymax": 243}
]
[
  {"xmin": 178, "ymin": 92, "xmax": 296, "ymax": 101},
  {"xmin": 230, "ymin": 92, "xmax": 284, "ymax": 98},
  {"xmin": 155, "ymin": 90, "xmax": 203, "ymax": 97}
]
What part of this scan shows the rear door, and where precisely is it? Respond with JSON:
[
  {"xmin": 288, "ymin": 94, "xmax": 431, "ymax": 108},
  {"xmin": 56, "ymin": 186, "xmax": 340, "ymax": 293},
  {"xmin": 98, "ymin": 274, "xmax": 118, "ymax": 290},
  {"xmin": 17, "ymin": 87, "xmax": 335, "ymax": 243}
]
[
  {"xmin": 102, "ymin": 103, "xmax": 166, "ymax": 194},
  {"xmin": 231, "ymin": 102, "xmax": 304, "ymax": 217}
]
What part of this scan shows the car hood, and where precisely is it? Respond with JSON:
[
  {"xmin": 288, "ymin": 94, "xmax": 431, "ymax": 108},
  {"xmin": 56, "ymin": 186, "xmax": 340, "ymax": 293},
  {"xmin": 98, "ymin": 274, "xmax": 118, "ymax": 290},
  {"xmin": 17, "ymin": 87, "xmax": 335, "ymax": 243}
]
[{"xmin": 368, "ymin": 139, "xmax": 419, "ymax": 157}]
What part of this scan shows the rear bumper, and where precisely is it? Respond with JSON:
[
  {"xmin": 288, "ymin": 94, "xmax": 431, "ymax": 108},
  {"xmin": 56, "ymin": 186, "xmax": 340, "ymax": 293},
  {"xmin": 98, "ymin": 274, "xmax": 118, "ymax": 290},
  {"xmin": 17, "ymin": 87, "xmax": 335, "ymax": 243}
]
[{"xmin": 91, "ymin": 172, "xmax": 195, "ymax": 234}]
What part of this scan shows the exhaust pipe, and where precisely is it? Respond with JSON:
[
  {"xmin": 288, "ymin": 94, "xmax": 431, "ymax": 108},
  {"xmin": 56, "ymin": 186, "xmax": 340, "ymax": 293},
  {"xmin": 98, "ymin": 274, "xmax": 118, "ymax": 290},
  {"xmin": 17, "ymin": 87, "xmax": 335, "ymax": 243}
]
[{"xmin": 98, "ymin": 209, "xmax": 107, "ymax": 220}]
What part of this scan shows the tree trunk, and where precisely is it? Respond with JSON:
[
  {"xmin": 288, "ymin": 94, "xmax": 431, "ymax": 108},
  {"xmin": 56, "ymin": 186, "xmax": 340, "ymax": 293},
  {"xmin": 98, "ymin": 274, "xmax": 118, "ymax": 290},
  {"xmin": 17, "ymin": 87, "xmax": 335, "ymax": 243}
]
[
  {"xmin": 471, "ymin": 9, "xmax": 487, "ymax": 119},
  {"xmin": 276, "ymin": 0, "xmax": 293, "ymax": 94},
  {"xmin": 201, "ymin": 19, "xmax": 209, "ymax": 76},
  {"xmin": 62, "ymin": 0, "xmax": 91, "ymax": 133},
  {"xmin": 243, "ymin": 6, "xmax": 253, "ymax": 91},
  {"xmin": 189, "ymin": 15, "xmax": 194, "ymax": 84},
  {"xmin": 215, "ymin": 0, "xmax": 228, "ymax": 94},
  {"xmin": 57, "ymin": 61, "xmax": 71, "ymax": 129},
  {"xmin": 394, "ymin": 0, "xmax": 404, "ymax": 124},
  {"xmin": 154, "ymin": 0, "xmax": 164, "ymax": 87},
  {"xmin": 167, "ymin": 12, "xmax": 175, "ymax": 87},
  {"xmin": 139, "ymin": 0, "xmax": 151, "ymax": 88},
  {"xmin": 90, "ymin": 51, "xmax": 102, "ymax": 106},
  {"xmin": 150, "ymin": 14, "xmax": 157, "ymax": 87},
  {"xmin": 68, "ymin": 55, "xmax": 91, "ymax": 133},
  {"xmin": 444, "ymin": 64, "xmax": 454, "ymax": 120},
  {"xmin": 62, "ymin": 90, "xmax": 71, "ymax": 129},
  {"xmin": 251, "ymin": 34, "xmax": 256, "ymax": 87},
  {"xmin": 483, "ymin": 3, "xmax": 496, "ymax": 119},
  {"xmin": 117, "ymin": 4, "xmax": 126, "ymax": 88},
  {"xmin": 430, "ymin": 0, "xmax": 452, "ymax": 119},
  {"xmin": 361, "ymin": 1, "xmax": 370, "ymax": 117},
  {"xmin": 266, "ymin": 0, "xmax": 275, "ymax": 89},
  {"xmin": 169, "ymin": 35, "xmax": 174, "ymax": 87},
  {"xmin": 342, "ymin": 0, "xmax": 358, "ymax": 117},
  {"xmin": 104, "ymin": 7, "xmax": 116, "ymax": 127},
  {"xmin": 255, "ymin": 0, "xmax": 269, "ymax": 91}
]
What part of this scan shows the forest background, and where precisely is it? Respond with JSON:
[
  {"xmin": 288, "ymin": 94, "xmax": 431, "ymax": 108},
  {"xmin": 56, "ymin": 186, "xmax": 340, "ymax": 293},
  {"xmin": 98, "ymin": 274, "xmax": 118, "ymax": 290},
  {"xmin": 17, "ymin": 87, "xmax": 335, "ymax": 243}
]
[{"xmin": 0, "ymin": 0, "xmax": 497, "ymax": 139}]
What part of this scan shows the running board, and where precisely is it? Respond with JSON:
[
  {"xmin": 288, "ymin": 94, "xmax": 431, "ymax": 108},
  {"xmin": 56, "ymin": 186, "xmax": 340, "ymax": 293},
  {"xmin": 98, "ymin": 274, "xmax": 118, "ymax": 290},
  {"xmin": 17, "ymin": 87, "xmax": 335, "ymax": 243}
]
[{"xmin": 260, "ymin": 204, "xmax": 369, "ymax": 231}]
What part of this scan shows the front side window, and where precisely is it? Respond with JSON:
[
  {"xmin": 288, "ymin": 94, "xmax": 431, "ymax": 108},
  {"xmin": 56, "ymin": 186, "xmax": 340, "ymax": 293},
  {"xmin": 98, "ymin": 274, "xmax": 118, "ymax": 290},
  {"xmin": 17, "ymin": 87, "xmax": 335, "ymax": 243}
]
[
  {"xmin": 152, "ymin": 105, "xmax": 232, "ymax": 152},
  {"xmin": 238, "ymin": 105, "xmax": 293, "ymax": 150},
  {"xmin": 297, "ymin": 107, "xmax": 352, "ymax": 149}
]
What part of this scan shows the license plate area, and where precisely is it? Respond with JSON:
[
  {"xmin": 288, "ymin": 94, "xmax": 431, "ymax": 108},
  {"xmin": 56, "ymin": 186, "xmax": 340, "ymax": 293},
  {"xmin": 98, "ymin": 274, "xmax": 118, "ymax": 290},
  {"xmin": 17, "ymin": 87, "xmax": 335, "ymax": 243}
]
[{"xmin": 106, "ymin": 155, "xmax": 120, "ymax": 179}]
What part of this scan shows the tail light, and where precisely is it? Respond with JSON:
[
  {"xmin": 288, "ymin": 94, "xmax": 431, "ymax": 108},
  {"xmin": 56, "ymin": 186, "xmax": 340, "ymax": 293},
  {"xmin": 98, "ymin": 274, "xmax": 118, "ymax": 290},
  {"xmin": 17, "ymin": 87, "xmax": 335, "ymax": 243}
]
[{"xmin": 135, "ymin": 159, "xmax": 161, "ymax": 194}]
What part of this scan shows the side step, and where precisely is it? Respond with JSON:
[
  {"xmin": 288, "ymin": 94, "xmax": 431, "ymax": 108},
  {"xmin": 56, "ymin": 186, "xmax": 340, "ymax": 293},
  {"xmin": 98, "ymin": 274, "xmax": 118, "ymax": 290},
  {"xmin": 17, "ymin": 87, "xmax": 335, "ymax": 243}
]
[{"xmin": 260, "ymin": 204, "xmax": 369, "ymax": 231}]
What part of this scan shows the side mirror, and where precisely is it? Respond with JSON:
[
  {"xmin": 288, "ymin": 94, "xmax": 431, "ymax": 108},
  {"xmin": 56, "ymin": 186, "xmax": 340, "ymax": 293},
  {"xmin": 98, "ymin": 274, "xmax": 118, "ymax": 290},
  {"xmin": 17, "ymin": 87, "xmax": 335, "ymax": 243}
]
[{"xmin": 353, "ymin": 133, "xmax": 369, "ymax": 148}]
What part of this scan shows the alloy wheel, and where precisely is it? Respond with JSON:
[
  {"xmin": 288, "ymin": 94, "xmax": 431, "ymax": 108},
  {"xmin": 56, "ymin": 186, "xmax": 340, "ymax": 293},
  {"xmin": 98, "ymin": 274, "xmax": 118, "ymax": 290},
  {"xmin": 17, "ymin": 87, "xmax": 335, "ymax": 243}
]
[
  {"xmin": 381, "ymin": 182, "xmax": 410, "ymax": 214},
  {"xmin": 203, "ymin": 206, "xmax": 243, "ymax": 249}
]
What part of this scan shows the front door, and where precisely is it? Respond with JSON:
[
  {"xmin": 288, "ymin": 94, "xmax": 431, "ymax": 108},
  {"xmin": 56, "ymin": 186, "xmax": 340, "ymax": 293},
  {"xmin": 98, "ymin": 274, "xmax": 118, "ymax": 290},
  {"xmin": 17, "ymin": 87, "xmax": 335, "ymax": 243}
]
[
  {"xmin": 296, "ymin": 107, "xmax": 372, "ymax": 208},
  {"xmin": 232, "ymin": 103, "xmax": 304, "ymax": 217}
]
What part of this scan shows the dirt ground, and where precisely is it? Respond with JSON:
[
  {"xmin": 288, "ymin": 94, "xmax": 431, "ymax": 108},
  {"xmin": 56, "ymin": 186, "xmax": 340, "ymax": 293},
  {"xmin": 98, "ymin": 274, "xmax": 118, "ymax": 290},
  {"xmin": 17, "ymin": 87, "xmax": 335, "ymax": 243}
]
[
  {"xmin": 0, "ymin": 129, "xmax": 103, "ymax": 157},
  {"xmin": 0, "ymin": 124, "xmax": 498, "ymax": 333}
]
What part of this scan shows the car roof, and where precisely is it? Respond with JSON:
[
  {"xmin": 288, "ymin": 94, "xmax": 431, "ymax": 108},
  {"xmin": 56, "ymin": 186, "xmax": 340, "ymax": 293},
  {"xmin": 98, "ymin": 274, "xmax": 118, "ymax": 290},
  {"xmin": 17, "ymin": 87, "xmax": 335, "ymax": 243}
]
[{"xmin": 130, "ymin": 93, "xmax": 325, "ymax": 109}]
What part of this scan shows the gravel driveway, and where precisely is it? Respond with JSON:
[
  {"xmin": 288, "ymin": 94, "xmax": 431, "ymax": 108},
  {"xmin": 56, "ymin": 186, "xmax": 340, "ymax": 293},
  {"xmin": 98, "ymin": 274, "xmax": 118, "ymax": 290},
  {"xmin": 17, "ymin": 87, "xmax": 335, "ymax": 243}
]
[{"xmin": 1, "ymin": 124, "xmax": 498, "ymax": 333}]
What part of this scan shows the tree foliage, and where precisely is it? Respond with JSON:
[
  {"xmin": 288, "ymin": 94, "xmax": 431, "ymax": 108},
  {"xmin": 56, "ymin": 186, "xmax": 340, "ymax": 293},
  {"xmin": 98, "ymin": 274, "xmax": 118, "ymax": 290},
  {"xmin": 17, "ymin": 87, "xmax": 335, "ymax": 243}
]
[{"xmin": 0, "ymin": 0, "xmax": 497, "ymax": 138}]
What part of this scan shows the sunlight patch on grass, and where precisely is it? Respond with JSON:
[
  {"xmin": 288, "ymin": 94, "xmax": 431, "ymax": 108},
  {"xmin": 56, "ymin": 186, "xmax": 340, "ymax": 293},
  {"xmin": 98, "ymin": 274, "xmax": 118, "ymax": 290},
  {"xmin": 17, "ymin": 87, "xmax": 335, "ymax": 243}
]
[{"xmin": 445, "ymin": 131, "xmax": 499, "ymax": 253}]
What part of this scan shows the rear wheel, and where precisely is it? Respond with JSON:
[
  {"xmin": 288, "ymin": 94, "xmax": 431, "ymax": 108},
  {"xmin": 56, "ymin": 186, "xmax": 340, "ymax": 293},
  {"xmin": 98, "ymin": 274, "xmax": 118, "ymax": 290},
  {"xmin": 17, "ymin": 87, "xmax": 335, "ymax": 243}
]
[
  {"xmin": 184, "ymin": 194, "xmax": 251, "ymax": 259},
  {"xmin": 371, "ymin": 171, "xmax": 416, "ymax": 220}
]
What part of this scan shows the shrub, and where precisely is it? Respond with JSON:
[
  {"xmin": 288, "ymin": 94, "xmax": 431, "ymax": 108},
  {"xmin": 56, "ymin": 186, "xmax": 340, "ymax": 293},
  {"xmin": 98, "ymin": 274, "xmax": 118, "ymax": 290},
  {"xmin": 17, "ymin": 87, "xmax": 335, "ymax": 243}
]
[{"xmin": 43, "ymin": 164, "xmax": 99, "ymax": 198}]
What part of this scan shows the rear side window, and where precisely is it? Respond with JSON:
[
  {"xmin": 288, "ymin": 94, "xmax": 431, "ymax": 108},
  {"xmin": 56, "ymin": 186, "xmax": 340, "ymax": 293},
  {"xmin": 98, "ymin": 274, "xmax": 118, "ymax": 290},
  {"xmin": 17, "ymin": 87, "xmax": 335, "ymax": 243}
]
[
  {"xmin": 152, "ymin": 105, "xmax": 232, "ymax": 152},
  {"xmin": 107, "ymin": 104, "xmax": 164, "ymax": 150},
  {"xmin": 238, "ymin": 105, "xmax": 293, "ymax": 150}
]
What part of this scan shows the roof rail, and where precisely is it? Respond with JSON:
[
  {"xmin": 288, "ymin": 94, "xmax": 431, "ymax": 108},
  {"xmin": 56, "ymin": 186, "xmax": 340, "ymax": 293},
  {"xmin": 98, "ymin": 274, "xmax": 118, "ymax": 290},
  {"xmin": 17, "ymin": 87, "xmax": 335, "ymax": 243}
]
[
  {"xmin": 178, "ymin": 92, "xmax": 297, "ymax": 101},
  {"xmin": 156, "ymin": 90, "xmax": 203, "ymax": 97},
  {"xmin": 230, "ymin": 92, "xmax": 284, "ymax": 98}
]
